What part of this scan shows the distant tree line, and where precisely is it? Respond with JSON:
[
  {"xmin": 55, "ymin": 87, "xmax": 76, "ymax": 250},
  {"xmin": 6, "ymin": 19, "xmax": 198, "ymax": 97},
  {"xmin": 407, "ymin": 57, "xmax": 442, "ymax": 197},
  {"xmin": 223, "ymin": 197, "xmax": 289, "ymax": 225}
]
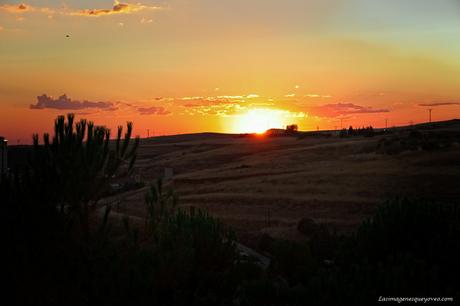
[
  {"xmin": 340, "ymin": 125, "xmax": 375, "ymax": 137},
  {"xmin": 285, "ymin": 124, "xmax": 299, "ymax": 134},
  {"xmin": 377, "ymin": 129, "xmax": 460, "ymax": 154}
]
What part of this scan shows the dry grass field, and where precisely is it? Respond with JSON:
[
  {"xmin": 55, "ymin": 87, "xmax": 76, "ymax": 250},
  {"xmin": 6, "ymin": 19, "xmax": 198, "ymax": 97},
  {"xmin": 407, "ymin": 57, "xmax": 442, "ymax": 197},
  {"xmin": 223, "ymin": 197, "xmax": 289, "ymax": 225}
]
[{"xmin": 106, "ymin": 120, "xmax": 460, "ymax": 243}]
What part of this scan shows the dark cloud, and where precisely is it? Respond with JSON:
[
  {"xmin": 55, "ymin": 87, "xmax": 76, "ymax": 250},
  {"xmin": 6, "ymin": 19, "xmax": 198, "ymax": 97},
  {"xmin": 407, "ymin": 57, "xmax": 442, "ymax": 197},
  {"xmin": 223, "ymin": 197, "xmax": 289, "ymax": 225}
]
[
  {"xmin": 30, "ymin": 94, "xmax": 117, "ymax": 111},
  {"xmin": 137, "ymin": 106, "xmax": 171, "ymax": 115},
  {"xmin": 419, "ymin": 102, "xmax": 460, "ymax": 107},
  {"xmin": 311, "ymin": 103, "xmax": 389, "ymax": 117}
]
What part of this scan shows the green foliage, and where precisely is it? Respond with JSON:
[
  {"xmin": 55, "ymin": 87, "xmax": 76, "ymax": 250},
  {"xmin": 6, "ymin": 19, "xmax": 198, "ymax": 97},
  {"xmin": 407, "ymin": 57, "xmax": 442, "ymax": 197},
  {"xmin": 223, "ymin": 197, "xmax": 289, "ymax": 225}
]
[
  {"xmin": 2, "ymin": 113, "xmax": 245, "ymax": 305},
  {"xmin": 377, "ymin": 130, "xmax": 459, "ymax": 154},
  {"xmin": 29, "ymin": 114, "xmax": 139, "ymax": 205},
  {"xmin": 344, "ymin": 198, "xmax": 460, "ymax": 296},
  {"xmin": 148, "ymin": 208, "xmax": 239, "ymax": 305},
  {"xmin": 27, "ymin": 113, "xmax": 139, "ymax": 237},
  {"xmin": 240, "ymin": 198, "xmax": 460, "ymax": 305},
  {"xmin": 352, "ymin": 198, "xmax": 460, "ymax": 263},
  {"xmin": 144, "ymin": 179, "xmax": 178, "ymax": 235},
  {"xmin": 80, "ymin": 205, "xmax": 241, "ymax": 306}
]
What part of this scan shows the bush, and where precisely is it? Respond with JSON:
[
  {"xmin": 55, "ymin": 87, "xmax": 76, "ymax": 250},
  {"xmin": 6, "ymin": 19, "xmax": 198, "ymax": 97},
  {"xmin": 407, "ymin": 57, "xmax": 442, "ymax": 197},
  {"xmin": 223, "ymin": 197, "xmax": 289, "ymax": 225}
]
[
  {"xmin": 377, "ymin": 130, "xmax": 457, "ymax": 154},
  {"xmin": 239, "ymin": 198, "xmax": 460, "ymax": 305},
  {"xmin": 2, "ymin": 114, "xmax": 250, "ymax": 306},
  {"xmin": 88, "ymin": 207, "xmax": 240, "ymax": 306}
]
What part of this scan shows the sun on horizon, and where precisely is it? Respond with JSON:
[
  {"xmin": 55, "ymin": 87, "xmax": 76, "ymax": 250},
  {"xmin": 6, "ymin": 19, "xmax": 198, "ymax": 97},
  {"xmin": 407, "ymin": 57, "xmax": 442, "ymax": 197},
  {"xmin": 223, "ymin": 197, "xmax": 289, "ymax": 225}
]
[{"xmin": 232, "ymin": 108, "xmax": 291, "ymax": 134}]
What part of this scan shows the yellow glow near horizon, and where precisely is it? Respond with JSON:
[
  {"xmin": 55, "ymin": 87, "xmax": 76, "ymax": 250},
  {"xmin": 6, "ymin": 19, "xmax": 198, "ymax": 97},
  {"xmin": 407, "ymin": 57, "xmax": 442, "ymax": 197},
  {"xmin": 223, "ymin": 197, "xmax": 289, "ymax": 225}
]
[{"xmin": 233, "ymin": 109, "xmax": 288, "ymax": 134}]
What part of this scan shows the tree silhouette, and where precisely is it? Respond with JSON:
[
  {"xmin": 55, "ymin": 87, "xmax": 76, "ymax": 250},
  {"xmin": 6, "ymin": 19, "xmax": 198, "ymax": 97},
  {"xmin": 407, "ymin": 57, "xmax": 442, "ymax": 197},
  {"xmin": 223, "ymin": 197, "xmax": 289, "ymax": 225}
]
[
  {"xmin": 348, "ymin": 125, "xmax": 354, "ymax": 136},
  {"xmin": 286, "ymin": 124, "xmax": 298, "ymax": 134},
  {"xmin": 28, "ymin": 113, "xmax": 139, "ymax": 239}
]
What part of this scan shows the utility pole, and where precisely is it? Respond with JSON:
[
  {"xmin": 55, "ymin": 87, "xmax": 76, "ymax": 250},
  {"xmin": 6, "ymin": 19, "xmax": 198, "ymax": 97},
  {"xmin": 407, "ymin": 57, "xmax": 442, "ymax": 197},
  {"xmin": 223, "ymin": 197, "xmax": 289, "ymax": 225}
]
[
  {"xmin": 147, "ymin": 129, "xmax": 150, "ymax": 138},
  {"xmin": 340, "ymin": 118, "xmax": 344, "ymax": 129},
  {"xmin": 385, "ymin": 118, "xmax": 388, "ymax": 130},
  {"xmin": 428, "ymin": 109, "xmax": 432, "ymax": 123}
]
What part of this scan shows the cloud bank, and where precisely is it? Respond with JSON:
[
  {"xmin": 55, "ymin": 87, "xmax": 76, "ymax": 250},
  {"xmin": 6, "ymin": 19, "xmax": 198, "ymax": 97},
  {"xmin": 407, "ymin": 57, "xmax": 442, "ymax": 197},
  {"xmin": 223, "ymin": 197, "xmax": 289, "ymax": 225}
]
[
  {"xmin": 29, "ymin": 94, "xmax": 172, "ymax": 116},
  {"xmin": 30, "ymin": 94, "xmax": 117, "ymax": 110},
  {"xmin": 137, "ymin": 106, "xmax": 171, "ymax": 115},
  {"xmin": 419, "ymin": 102, "xmax": 460, "ymax": 107},
  {"xmin": 311, "ymin": 103, "xmax": 389, "ymax": 118}
]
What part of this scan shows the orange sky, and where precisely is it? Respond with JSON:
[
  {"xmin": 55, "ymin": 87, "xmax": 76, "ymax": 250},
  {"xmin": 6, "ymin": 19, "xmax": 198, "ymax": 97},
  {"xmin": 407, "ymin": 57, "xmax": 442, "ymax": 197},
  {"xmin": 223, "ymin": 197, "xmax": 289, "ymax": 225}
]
[{"xmin": 1, "ymin": 0, "xmax": 460, "ymax": 143}]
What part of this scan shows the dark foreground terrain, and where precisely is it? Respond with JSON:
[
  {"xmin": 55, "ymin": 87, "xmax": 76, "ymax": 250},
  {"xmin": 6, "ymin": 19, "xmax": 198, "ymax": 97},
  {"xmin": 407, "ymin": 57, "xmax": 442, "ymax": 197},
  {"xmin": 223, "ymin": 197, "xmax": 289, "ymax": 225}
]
[{"xmin": 4, "ymin": 117, "xmax": 460, "ymax": 305}]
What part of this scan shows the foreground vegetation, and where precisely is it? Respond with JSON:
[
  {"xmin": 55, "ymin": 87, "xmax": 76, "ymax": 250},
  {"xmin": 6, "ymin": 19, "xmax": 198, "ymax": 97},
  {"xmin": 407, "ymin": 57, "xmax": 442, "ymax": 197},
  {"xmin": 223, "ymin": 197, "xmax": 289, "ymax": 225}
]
[{"xmin": 2, "ymin": 115, "xmax": 459, "ymax": 305}]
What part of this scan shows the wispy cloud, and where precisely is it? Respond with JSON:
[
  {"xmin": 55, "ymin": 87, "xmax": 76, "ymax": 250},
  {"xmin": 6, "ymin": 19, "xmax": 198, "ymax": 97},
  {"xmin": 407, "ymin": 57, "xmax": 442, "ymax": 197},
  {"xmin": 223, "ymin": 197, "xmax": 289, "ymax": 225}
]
[
  {"xmin": 137, "ymin": 106, "xmax": 171, "ymax": 115},
  {"xmin": 71, "ymin": 1, "xmax": 162, "ymax": 17},
  {"xmin": 176, "ymin": 94, "xmax": 303, "ymax": 117},
  {"xmin": 0, "ymin": 3, "xmax": 55, "ymax": 14},
  {"xmin": 0, "ymin": 1, "xmax": 163, "ymax": 17},
  {"xmin": 304, "ymin": 94, "xmax": 332, "ymax": 98},
  {"xmin": 177, "ymin": 97, "xmax": 244, "ymax": 116},
  {"xmin": 419, "ymin": 102, "xmax": 460, "ymax": 107},
  {"xmin": 0, "ymin": 3, "xmax": 31, "ymax": 13},
  {"xmin": 311, "ymin": 103, "xmax": 389, "ymax": 118},
  {"xmin": 181, "ymin": 95, "xmax": 246, "ymax": 107},
  {"xmin": 183, "ymin": 102, "xmax": 246, "ymax": 116},
  {"xmin": 30, "ymin": 94, "xmax": 117, "ymax": 111},
  {"xmin": 140, "ymin": 17, "xmax": 153, "ymax": 23}
]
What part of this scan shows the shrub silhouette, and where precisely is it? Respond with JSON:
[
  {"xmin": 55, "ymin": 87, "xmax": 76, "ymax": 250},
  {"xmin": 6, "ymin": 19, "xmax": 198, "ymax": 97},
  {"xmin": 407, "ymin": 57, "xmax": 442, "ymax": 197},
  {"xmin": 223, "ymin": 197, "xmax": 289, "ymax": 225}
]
[
  {"xmin": 377, "ymin": 129, "xmax": 457, "ymax": 155},
  {"xmin": 286, "ymin": 124, "xmax": 298, "ymax": 134},
  {"xmin": 239, "ymin": 198, "xmax": 460, "ymax": 305},
  {"xmin": 27, "ymin": 113, "xmax": 139, "ymax": 238},
  {"xmin": 3, "ymin": 114, "xmax": 244, "ymax": 306}
]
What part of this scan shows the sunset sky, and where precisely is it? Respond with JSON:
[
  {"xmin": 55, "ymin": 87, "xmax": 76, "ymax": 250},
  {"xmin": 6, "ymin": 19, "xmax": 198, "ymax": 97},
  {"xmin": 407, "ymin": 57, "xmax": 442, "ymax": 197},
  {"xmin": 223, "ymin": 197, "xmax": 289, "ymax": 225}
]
[{"xmin": 1, "ymin": 0, "xmax": 460, "ymax": 143}]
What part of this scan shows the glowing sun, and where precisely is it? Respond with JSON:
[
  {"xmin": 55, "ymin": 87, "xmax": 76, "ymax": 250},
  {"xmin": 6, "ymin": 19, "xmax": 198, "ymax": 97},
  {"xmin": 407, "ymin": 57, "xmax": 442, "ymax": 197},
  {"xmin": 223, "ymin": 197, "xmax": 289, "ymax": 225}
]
[{"xmin": 233, "ymin": 109, "xmax": 287, "ymax": 134}]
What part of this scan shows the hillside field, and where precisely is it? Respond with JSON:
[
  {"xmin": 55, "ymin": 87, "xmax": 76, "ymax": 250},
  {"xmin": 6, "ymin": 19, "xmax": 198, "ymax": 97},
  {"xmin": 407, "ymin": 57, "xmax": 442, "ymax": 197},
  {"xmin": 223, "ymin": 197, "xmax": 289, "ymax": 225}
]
[{"xmin": 105, "ymin": 120, "xmax": 460, "ymax": 243}]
